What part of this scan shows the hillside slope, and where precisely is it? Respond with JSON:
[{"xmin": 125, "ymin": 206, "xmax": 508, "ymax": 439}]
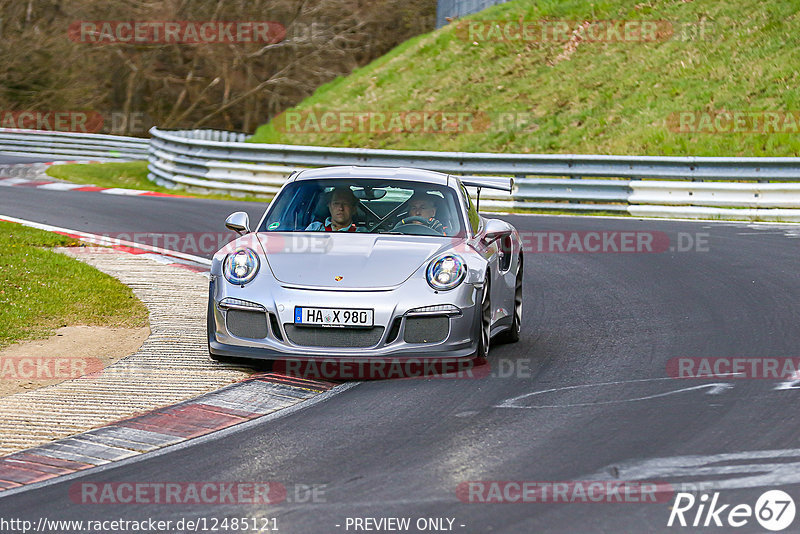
[{"xmin": 251, "ymin": 0, "xmax": 800, "ymax": 156}]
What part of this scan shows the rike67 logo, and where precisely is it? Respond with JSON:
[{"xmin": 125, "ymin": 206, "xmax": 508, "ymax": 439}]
[{"xmin": 668, "ymin": 490, "xmax": 796, "ymax": 531}]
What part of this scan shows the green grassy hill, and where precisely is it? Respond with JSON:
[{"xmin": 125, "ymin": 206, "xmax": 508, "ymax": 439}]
[{"xmin": 250, "ymin": 0, "xmax": 800, "ymax": 156}]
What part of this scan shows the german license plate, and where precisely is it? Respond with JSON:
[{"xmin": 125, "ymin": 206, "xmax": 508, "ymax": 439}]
[{"xmin": 294, "ymin": 307, "xmax": 374, "ymax": 327}]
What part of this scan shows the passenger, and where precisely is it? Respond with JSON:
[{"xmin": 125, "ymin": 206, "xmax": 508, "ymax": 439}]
[
  {"xmin": 393, "ymin": 192, "xmax": 449, "ymax": 235},
  {"xmin": 306, "ymin": 187, "xmax": 366, "ymax": 232}
]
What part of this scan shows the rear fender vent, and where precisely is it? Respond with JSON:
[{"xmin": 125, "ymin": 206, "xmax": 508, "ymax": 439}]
[{"xmin": 499, "ymin": 236, "xmax": 513, "ymax": 272}]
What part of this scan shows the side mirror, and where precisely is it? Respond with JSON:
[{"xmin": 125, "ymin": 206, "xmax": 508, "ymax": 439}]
[
  {"xmin": 482, "ymin": 218, "xmax": 513, "ymax": 245},
  {"xmin": 225, "ymin": 212, "xmax": 251, "ymax": 235}
]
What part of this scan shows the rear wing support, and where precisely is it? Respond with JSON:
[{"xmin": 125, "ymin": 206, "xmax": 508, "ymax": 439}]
[{"xmin": 454, "ymin": 175, "xmax": 514, "ymax": 212}]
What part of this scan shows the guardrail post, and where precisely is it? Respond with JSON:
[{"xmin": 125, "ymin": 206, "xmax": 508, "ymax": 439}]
[{"xmin": 569, "ymin": 175, "xmax": 581, "ymax": 203}]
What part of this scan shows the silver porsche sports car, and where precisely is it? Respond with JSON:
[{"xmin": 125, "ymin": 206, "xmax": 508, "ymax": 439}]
[{"xmin": 207, "ymin": 166, "xmax": 523, "ymax": 364}]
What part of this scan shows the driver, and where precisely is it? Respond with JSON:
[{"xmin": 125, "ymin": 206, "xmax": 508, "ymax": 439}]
[
  {"xmin": 392, "ymin": 192, "xmax": 448, "ymax": 234},
  {"xmin": 306, "ymin": 186, "xmax": 366, "ymax": 232}
]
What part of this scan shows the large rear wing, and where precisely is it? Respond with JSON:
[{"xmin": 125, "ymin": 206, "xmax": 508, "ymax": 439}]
[{"xmin": 456, "ymin": 175, "xmax": 514, "ymax": 192}]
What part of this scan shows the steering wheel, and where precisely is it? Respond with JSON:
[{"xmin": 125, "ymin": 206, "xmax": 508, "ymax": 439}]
[{"xmin": 391, "ymin": 216, "xmax": 444, "ymax": 236}]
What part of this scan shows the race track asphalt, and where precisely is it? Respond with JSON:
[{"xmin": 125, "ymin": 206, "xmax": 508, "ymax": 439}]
[{"xmin": 2, "ymin": 167, "xmax": 800, "ymax": 533}]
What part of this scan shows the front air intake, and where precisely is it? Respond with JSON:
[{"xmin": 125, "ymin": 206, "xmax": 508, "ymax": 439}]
[
  {"xmin": 284, "ymin": 325, "xmax": 385, "ymax": 348},
  {"xmin": 403, "ymin": 316, "xmax": 449, "ymax": 344},
  {"xmin": 226, "ymin": 309, "xmax": 268, "ymax": 339}
]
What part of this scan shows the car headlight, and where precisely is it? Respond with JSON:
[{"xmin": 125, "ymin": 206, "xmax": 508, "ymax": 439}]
[
  {"xmin": 426, "ymin": 254, "xmax": 466, "ymax": 291},
  {"xmin": 223, "ymin": 248, "xmax": 260, "ymax": 285}
]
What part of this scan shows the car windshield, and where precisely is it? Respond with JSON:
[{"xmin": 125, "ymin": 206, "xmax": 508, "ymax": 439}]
[{"xmin": 258, "ymin": 178, "xmax": 465, "ymax": 237}]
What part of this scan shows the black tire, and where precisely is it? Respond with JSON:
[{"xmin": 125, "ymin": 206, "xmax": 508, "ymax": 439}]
[
  {"xmin": 498, "ymin": 256, "xmax": 523, "ymax": 344},
  {"xmin": 208, "ymin": 343, "xmax": 260, "ymax": 367},
  {"xmin": 209, "ymin": 351, "xmax": 236, "ymax": 363},
  {"xmin": 472, "ymin": 276, "xmax": 491, "ymax": 363}
]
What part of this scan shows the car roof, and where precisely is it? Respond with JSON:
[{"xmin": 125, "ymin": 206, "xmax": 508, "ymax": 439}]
[{"xmin": 291, "ymin": 166, "xmax": 451, "ymax": 186}]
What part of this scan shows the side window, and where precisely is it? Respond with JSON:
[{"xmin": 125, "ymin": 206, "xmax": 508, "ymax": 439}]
[{"xmin": 459, "ymin": 182, "xmax": 480, "ymax": 235}]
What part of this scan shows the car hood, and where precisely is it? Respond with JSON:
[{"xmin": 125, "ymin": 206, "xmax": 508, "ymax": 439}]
[{"xmin": 254, "ymin": 232, "xmax": 467, "ymax": 289}]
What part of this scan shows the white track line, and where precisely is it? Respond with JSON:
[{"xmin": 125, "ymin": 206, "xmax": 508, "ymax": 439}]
[{"xmin": 0, "ymin": 214, "xmax": 211, "ymax": 266}]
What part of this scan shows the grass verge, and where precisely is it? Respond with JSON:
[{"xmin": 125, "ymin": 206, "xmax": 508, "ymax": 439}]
[
  {"xmin": 0, "ymin": 221, "xmax": 149, "ymax": 349},
  {"xmin": 250, "ymin": 0, "xmax": 800, "ymax": 157},
  {"xmin": 45, "ymin": 161, "xmax": 271, "ymax": 204}
]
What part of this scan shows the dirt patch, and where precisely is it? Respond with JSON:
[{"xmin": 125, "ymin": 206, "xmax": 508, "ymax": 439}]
[{"xmin": 0, "ymin": 325, "xmax": 150, "ymax": 398}]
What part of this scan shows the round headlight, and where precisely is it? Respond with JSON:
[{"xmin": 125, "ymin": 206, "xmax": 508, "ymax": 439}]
[
  {"xmin": 426, "ymin": 254, "xmax": 466, "ymax": 291},
  {"xmin": 224, "ymin": 248, "xmax": 260, "ymax": 285}
]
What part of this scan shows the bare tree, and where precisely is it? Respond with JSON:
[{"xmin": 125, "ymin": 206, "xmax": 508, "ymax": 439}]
[{"xmin": 0, "ymin": 0, "xmax": 436, "ymax": 135}]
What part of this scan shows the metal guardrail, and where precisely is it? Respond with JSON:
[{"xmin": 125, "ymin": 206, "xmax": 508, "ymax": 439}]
[
  {"xmin": 0, "ymin": 128, "xmax": 148, "ymax": 160},
  {"xmin": 2, "ymin": 127, "xmax": 799, "ymax": 221},
  {"xmin": 436, "ymin": 0, "xmax": 511, "ymax": 28},
  {"xmin": 149, "ymin": 128, "xmax": 800, "ymax": 180},
  {"xmin": 147, "ymin": 128, "xmax": 800, "ymax": 221}
]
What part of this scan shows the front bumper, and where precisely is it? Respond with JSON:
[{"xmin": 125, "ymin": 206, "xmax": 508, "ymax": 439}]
[{"xmin": 207, "ymin": 276, "xmax": 480, "ymax": 362}]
